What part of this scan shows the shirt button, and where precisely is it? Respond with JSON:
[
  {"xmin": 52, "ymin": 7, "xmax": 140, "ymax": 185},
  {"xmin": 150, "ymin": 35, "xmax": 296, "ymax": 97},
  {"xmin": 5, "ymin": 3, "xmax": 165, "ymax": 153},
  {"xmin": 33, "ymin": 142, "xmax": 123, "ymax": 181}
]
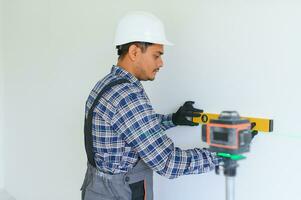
[{"xmin": 125, "ymin": 176, "xmax": 130, "ymax": 182}]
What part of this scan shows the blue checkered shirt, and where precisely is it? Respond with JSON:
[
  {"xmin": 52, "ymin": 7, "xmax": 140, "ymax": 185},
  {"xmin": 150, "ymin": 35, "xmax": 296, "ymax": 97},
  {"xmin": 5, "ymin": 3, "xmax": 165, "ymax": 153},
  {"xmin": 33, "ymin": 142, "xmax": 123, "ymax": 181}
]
[{"xmin": 85, "ymin": 65, "xmax": 220, "ymax": 179}]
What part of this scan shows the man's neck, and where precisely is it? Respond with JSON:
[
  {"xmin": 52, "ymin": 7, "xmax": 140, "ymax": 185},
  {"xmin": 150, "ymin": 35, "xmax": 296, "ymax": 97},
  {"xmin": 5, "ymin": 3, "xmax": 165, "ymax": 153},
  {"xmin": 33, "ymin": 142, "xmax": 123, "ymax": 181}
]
[{"xmin": 116, "ymin": 60, "xmax": 138, "ymax": 80}]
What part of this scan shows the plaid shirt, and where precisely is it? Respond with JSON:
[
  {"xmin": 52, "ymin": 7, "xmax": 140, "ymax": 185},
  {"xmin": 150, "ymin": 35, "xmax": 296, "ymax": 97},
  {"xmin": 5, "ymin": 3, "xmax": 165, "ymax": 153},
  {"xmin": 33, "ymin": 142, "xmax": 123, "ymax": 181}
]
[{"xmin": 85, "ymin": 65, "xmax": 220, "ymax": 179}]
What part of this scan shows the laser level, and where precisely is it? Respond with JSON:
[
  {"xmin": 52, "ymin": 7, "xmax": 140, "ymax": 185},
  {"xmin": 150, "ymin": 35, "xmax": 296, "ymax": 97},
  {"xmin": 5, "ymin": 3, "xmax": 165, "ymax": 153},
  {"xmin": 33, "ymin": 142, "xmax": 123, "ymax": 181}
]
[
  {"xmin": 193, "ymin": 111, "xmax": 273, "ymax": 200},
  {"xmin": 201, "ymin": 111, "xmax": 252, "ymax": 155}
]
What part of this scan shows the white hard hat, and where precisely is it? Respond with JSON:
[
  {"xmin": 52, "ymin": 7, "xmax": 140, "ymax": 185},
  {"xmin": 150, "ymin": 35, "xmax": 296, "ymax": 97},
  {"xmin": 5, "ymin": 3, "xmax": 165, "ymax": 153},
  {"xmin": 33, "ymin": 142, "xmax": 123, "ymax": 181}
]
[{"xmin": 114, "ymin": 11, "xmax": 173, "ymax": 46}]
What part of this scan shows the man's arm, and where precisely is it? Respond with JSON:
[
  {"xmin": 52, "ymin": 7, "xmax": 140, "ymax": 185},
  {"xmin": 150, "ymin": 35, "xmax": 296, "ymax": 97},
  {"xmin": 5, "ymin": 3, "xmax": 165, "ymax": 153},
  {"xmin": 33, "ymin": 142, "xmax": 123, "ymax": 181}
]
[{"xmin": 112, "ymin": 87, "xmax": 220, "ymax": 179}]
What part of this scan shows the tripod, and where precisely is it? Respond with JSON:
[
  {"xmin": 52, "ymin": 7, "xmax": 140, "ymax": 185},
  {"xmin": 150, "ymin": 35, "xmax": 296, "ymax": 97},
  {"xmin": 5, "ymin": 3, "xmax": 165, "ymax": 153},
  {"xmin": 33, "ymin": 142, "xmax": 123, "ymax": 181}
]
[{"xmin": 216, "ymin": 154, "xmax": 245, "ymax": 200}]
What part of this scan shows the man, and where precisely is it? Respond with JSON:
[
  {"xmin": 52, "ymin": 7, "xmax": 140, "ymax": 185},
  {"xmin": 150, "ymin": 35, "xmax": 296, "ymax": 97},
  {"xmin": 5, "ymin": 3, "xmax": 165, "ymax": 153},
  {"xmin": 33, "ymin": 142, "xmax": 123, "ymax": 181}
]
[{"xmin": 81, "ymin": 11, "xmax": 221, "ymax": 200}]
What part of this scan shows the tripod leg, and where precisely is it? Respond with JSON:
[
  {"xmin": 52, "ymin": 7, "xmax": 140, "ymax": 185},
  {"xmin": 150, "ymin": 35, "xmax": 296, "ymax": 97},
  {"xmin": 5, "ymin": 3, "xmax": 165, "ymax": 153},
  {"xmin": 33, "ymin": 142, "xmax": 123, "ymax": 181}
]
[{"xmin": 226, "ymin": 176, "xmax": 235, "ymax": 200}]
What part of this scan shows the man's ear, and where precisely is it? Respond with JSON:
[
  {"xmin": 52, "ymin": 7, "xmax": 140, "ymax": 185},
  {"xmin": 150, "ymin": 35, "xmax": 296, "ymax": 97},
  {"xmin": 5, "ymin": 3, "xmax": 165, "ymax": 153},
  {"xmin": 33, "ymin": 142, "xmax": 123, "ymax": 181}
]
[{"xmin": 128, "ymin": 44, "xmax": 141, "ymax": 61}]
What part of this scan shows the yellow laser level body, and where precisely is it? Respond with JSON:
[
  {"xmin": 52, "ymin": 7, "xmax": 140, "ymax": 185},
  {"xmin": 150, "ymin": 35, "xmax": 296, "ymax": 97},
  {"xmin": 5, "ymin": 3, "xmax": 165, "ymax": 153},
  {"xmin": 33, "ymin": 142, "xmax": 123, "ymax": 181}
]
[{"xmin": 193, "ymin": 112, "xmax": 273, "ymax": 133}]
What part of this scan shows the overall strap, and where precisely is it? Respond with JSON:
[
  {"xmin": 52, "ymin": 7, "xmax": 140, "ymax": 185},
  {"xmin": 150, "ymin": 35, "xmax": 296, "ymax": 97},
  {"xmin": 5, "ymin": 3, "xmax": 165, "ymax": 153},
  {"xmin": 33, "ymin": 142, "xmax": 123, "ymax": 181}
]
[{"xmin": 84, "ymin": 79, "xmax": 130, "ymax": 167}]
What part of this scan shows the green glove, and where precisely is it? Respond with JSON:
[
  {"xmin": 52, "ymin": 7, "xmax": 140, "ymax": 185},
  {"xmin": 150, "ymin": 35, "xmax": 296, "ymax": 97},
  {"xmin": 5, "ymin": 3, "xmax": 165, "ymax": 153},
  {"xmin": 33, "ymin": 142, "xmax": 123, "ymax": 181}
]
[{"xmin": 172, "ymin": 101, "xmax": 203, "ymax": 126}]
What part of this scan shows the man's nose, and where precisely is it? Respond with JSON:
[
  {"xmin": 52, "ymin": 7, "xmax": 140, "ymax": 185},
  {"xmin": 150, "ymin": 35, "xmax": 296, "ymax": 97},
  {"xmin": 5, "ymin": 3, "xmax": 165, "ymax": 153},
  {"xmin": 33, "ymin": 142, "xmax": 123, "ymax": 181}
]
[{"xmin": 158, "ymin": 58, "xmax": 163, "ymax": 68}]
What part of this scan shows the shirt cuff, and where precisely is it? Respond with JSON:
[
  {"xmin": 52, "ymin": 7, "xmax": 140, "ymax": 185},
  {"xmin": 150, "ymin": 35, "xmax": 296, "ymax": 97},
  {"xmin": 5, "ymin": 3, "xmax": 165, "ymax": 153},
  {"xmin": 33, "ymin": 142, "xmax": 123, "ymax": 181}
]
[{"xmin": 161, "ymin": 113, "xmax": 177, "ymax": 129}]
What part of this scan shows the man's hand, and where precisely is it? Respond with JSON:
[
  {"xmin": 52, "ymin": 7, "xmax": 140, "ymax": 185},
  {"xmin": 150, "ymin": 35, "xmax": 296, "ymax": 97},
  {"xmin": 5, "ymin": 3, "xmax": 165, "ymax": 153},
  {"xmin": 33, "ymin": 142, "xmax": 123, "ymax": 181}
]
[{"xmin": 172, "ymin": 101, "xmax": 203, "ymax": 126}]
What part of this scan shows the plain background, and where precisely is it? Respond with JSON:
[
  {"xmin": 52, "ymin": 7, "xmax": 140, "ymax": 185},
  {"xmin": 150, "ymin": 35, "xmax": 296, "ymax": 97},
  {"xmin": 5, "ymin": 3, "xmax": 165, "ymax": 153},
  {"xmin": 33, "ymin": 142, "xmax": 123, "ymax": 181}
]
[
  {"xmin": 1, "ymin": 0, "xmax": 301, "ymax": 199},
  {"xmin": 0, "ymin": 0, "xmax": 4, "ymax": 189}
]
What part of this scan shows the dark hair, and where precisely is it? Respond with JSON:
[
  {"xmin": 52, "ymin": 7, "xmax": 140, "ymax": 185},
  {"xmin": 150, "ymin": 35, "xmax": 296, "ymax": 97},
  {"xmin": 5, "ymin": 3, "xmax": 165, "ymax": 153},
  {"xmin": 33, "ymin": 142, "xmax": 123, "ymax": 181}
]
[{"xmin": 116, "ymin": 42, "xmax": 153, "ymax": 60}]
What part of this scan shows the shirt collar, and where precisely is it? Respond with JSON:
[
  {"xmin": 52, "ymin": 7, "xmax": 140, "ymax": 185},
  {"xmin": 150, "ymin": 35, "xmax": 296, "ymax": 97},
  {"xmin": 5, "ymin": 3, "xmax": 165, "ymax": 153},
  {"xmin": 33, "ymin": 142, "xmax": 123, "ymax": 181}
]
[{"xmin": 111, "ymin": 65, "xmax": 143, "ymax": 89}]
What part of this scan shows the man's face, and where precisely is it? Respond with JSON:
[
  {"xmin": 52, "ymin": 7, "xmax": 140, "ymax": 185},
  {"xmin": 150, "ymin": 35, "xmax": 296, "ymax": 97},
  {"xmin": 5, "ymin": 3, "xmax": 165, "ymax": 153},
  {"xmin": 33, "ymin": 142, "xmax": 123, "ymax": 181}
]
[{"xmin": 135, "ymin": 44, "xmax": 164, "ymax": 81}]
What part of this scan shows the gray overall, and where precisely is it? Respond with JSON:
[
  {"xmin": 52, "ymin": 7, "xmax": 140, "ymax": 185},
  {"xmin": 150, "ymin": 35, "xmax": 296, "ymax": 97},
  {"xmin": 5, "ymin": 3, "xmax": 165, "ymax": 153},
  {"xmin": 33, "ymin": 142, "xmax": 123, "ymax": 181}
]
[
  {"xmin": 82, "ymin": 79, "xmax": 153, "ymax": 200},
  {"xmin": 81, "ymin": 160, "xmax": 153, "ymax": 200}
]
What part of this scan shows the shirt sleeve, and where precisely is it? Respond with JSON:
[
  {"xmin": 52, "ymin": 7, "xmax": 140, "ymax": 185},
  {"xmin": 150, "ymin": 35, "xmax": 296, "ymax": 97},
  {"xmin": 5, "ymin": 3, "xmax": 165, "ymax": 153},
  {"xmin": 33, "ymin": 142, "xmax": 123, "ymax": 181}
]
[
  {"xmin": 111, "ymin": 86, "xmax": 221, "ymax": 179},
  {"xmin": 155, "ymin": 113, "xmax": 176, "ymax": 131}
]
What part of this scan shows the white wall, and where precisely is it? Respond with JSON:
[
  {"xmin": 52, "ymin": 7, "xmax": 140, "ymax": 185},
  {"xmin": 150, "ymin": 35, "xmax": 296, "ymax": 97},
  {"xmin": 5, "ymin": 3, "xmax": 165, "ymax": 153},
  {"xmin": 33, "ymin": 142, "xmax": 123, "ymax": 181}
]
[
  {"xmin": 0, "ymin": 64, "xmax": 3, "ymax": 188},
  {"xmin": 0, "ymin": 0, "xmax": 5, "ymax": 189},
  {"xmin": 2, "ymin": 0, "xmax": 301, "ymax": 200}
]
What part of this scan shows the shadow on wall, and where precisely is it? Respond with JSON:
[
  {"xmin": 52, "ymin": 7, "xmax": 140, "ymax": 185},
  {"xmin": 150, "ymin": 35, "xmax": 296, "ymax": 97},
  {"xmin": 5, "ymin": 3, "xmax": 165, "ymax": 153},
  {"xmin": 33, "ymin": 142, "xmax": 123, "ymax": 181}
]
[{"xmin": 0, "ymin": 189, "xmax": 15, "ymax": 200}]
